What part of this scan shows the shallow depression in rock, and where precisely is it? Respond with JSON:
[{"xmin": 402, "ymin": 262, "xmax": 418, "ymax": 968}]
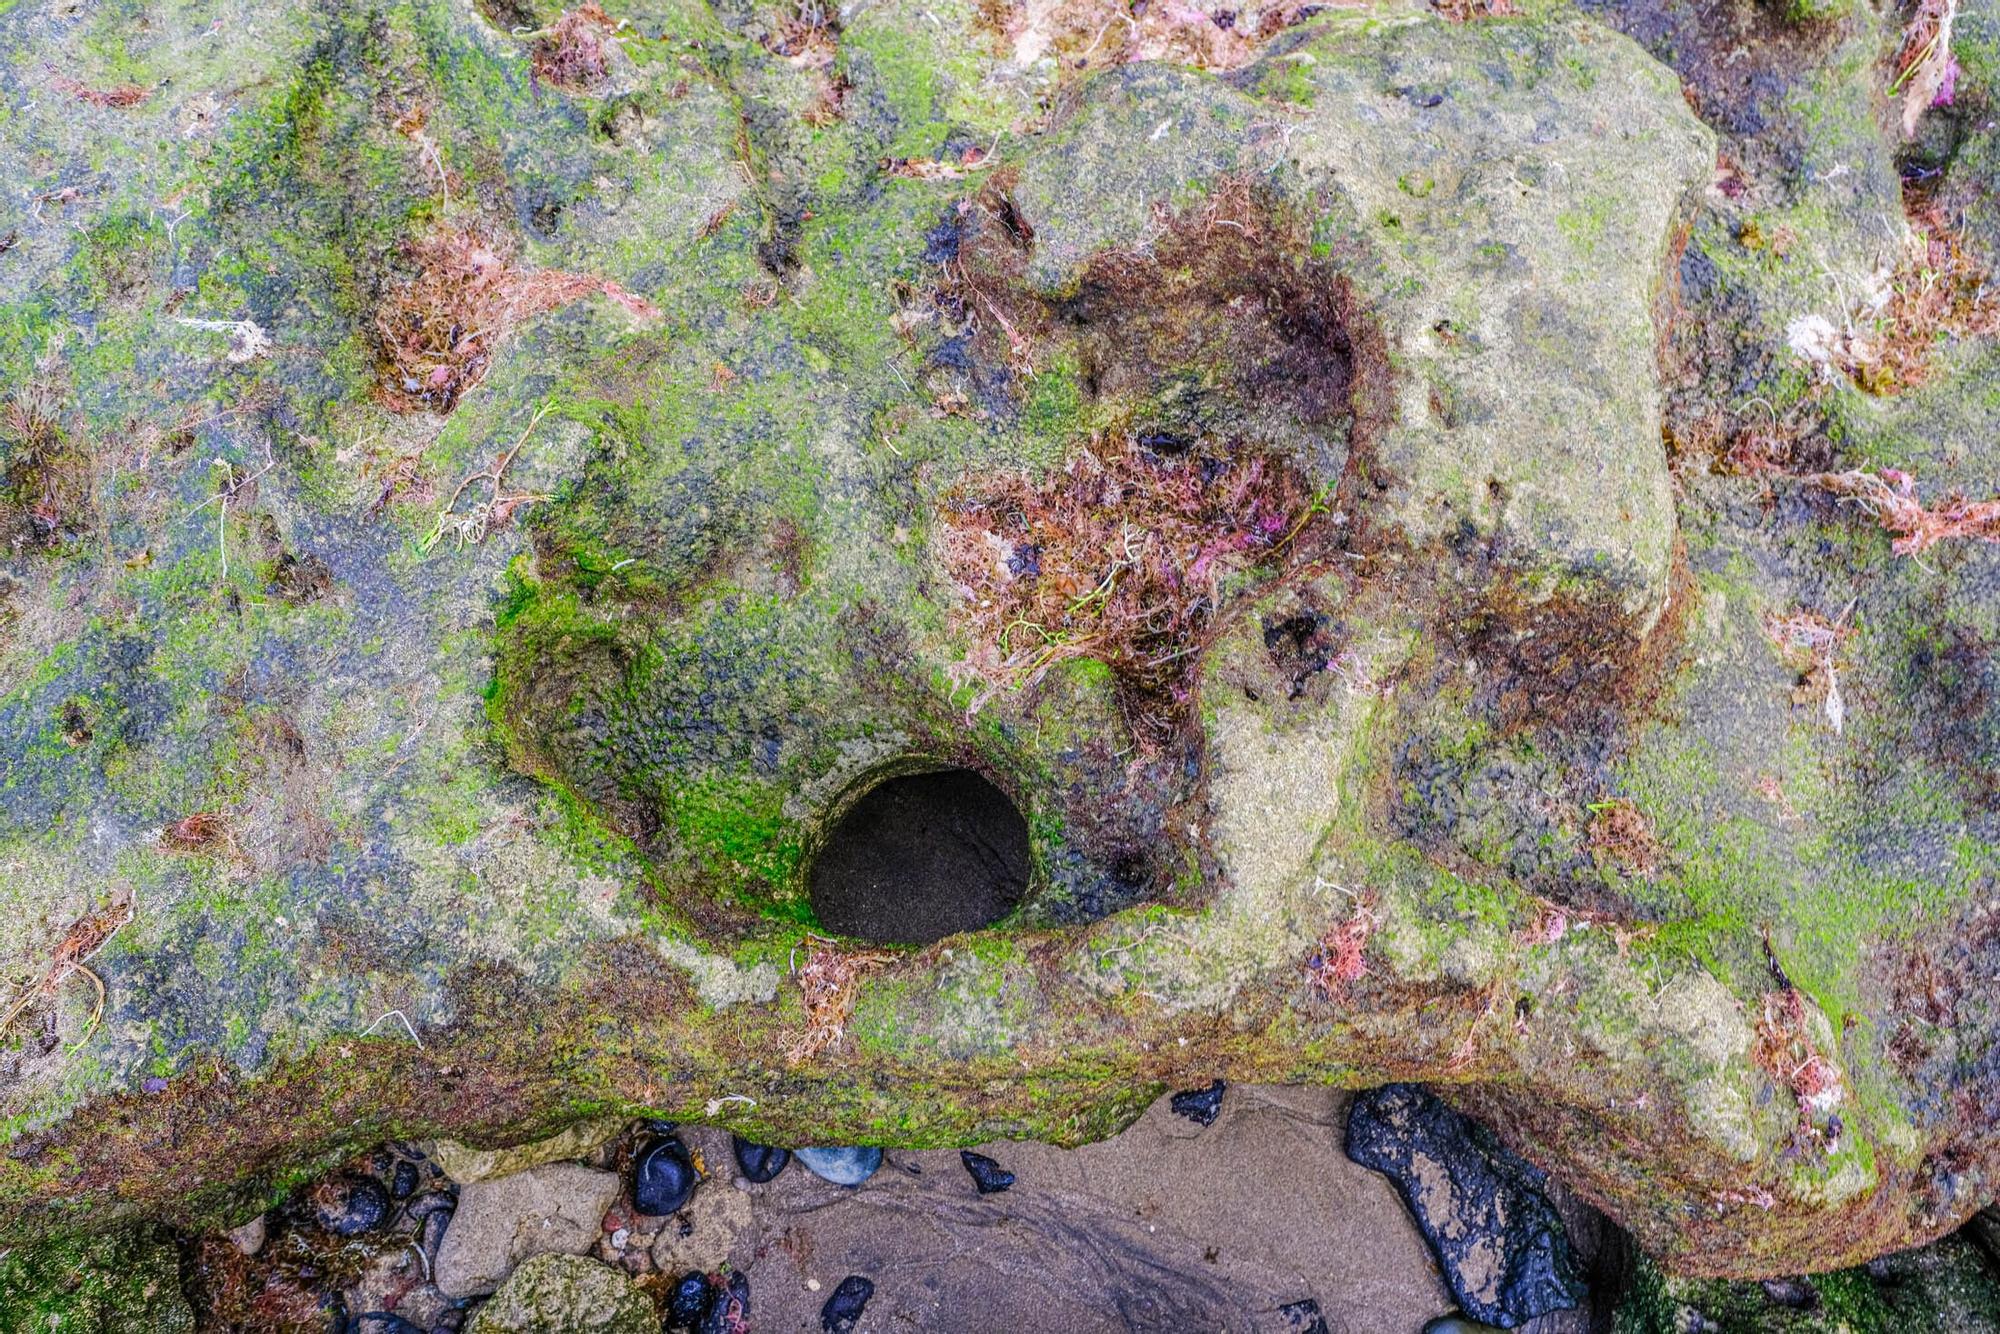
[{"xmin": 806, "ymin": 768, "xmax": 1031, "ymax": 945}]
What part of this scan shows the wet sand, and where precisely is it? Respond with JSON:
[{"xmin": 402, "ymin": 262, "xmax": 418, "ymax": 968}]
[{"xmin": 689, "ymin": 1085, "xmax": 1457, "ymax": 1332}]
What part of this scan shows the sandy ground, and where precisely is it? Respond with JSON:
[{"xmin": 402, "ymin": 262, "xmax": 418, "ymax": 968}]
[{"xmin": 677, "ymin": 1085, "xmax": 1458, "ymax": 1333}]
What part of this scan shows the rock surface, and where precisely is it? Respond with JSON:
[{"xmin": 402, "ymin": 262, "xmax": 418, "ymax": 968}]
[
  {"xmin": 464, "ymin": 1253, "xmax": 659, "ymax": 1334},
  {"xmin": 0, "ymin": 1225, "xmax": 195, "ymax": 1334},
  {"xmin": 1619, "ymin": 1232, "xmax": 2000, "ymax": 1332},
  {"xmin": 429, "ymin": 1118, "xmax": 628, "ymax": 1185},
  {"xmin": 434, "ymin": 1162, "xmax": 621, "ymax": 1299},
  {"xmin": 650, "ymin": 1174, "xmax": 752, "ymax": 1274},
  {"xmin": 0, "ymin": 0, "xmax": 1995, "ymax": 1284}
]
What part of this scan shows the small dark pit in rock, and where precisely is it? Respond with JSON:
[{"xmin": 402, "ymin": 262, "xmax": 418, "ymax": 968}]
[
  {"xmin": 1171, "ymin": 1080, "xmax": 1227, "ymax": 1127},
  {"xmin": 732, "ymin": 1136, "xmax": 790, "ymax": 1184},
  {"xmin": 634, "ymin": 1136, "xmax": 697, "ymax": 1216},
  {"xmin": 960, "ymin": 1150, "xmax": 1014, "ymax": 1194},
  {"xmin": 311, "ymin": 1174, "xmax": 389, "ymax": 1237},
  {"xmin": 1277, "ymin": 1297, "xmax": 1330, "ymax": 1333},
  {"xmin": 821, "ymin": 1274, "xmax": 875, "ymax": 1332}
]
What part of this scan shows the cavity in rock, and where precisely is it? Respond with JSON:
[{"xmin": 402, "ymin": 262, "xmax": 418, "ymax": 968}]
[{"xmin": 807, "ymin": 769, "xmax": 1030, "ymax": 945}]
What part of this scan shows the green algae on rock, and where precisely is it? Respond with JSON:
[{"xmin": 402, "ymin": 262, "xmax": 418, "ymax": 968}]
[{"xmin": 0, "ymin": 0, "xmax": 1997, "ymax": 1288}]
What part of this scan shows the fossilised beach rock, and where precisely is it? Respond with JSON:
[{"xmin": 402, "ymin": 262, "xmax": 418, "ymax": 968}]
[{"xmin": 0, "ymin": 0, "xmax": 1995, "ymax": 1285}]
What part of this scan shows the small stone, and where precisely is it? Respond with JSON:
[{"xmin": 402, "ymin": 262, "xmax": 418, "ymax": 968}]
[
  {"xmin": 433, "ymin": 1162, "xmax": 623, "ymax": 1299},
  {"xmin": 696, "ymin": 1271, "xmax": 749, "ymax": 1334},
  {"xmin": 821, "ymin": 1274, "xmax": 875, "ymax": 1332},
  {"xmin": 349, "ymin": 1316, "xmax": 425, "ymax": 1334},
  {"xmin": 633, "ymin": 1137, "xmax": 697, "ymax": 1216},
  {"xmin": 667, "ymin": 1271, "xmax": 713, "ymax": 1330},
  {"xmin": 1170, "ymin": 1080, "xmax": 1227, "ymax": 1127},
  {"xmin": 312, "ymin": 1174, "xmax": 390, "ymax": 1236},
  {"xmin": 465, "ymin": 1253, "xmax": 657, "ymax": 1334},
  {"xmin": 959, "ymin": 1150, "xmax": 1014, "ymax": 1194},
  {"xmin": 390, "ymin": 1159, "xmax": 421, "ymax": 1199},
  {"xmin": 1347, "ymin": 1085, "xmax": 1585, "ymax": 1328},
  {"xmin": 731, "ymin": 1136, "xmax": 790, "ymax": 1184},
  {"xmin": 1761, "ymin": 1277, "xmax": 1816, "ymax": 1308},
  {"xmin": 1278, "ymin": 1298, "xmax": 1330, "ymax": 1333},
  {"xmin": 795, "ymin": 1146, "xmax": 883, "ymax": 1187},
  {"xmin": 226, "ymin": 1214, "xmax": 266, "ymax": 1256}
]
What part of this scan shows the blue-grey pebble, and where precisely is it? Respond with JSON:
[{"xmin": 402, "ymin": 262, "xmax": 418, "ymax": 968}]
[{"xmin": 795, "ymin": 1145, "xmax": 883, "ymax": 1186}]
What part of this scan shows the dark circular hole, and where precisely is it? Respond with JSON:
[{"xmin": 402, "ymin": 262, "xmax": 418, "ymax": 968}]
[{"xmin": 807, "ymin": 768, "xmax": 1031, "ymax": 945}]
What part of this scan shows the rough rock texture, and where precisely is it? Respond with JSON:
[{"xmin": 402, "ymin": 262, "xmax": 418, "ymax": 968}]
[
  {"xmin": 650, "ymin": 1176, "xmax": 751, "ymax": 1274},
  {"xmin": 0, "ymin": 1225, "xmax": 195, "ymax": 1334},
  {"xmin": 464, "ymin": 1253, "xmax": 658, "ymax": 1334},
  {"xmin": 0, "ymin": 0, "xmax": 1997, "ymax": 1288},
  {"xmin": 433, "ymin": 1162, "xmax": 621, "ymax": 1298},
  {"xmin": 428, "ymin": 1116, "xmax": 629, "ymax": 1184},
  {"xmin": 1347, "ymin": 1084, "xmax": 1586, "ymax": 1327},
  {"xmin": 1615, "ymin": 1233, "xmax": 2000, "ymax": 1331}
]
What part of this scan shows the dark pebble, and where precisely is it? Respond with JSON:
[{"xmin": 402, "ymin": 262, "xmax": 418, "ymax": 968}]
[
  {"xmin": 1761, "ymin": 1277, "xmax": 1817, "ymax": 1309},
  {"xmin": 312, "ymin": 1175, "xmax": 389, "ymax": 1237},
  {"xmin": 347, "ymin": 1315, "xmax": 424, "ymax": 1334},
  {"xmin": 697, "ymin": 1271, "xmax": 750, "ymax": 1334},
  {"xmin": 389, "ymin": 1160, "xmax": 420, "ymax": 1200},
  {"xmin": 667, "ymin": 1272, "xmax": 714, "ymax": 1330},
  {"xmin": 417, "ymin": 1208, "xmax": 451, "ymax": 1263},
  {"xmin": 1278, "ymin": 1297, "xmax": 1330, "ymax": 1333},
  {"xmin": 821, "ymin": 1275, "xmax": 875, "ymax": 1332},
  {"xmin": 633, "ymin": 1136, "xmax": 697, "ymax": 1216},
  {"xmin": 1347, "ymin": 1084, "xmax": 1585, "ymax": 1327},
  {"xmin": 1170, "ymin": 1080, "xmax": 1226, "ymax": 1127},
  {"xmin": 732, "ymin": 1136, "xmax": 790, "ymax": 1184},
  {"xmin": 959, "ymin": 1150, "xmax": 1014, "ymax": 1194}
]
